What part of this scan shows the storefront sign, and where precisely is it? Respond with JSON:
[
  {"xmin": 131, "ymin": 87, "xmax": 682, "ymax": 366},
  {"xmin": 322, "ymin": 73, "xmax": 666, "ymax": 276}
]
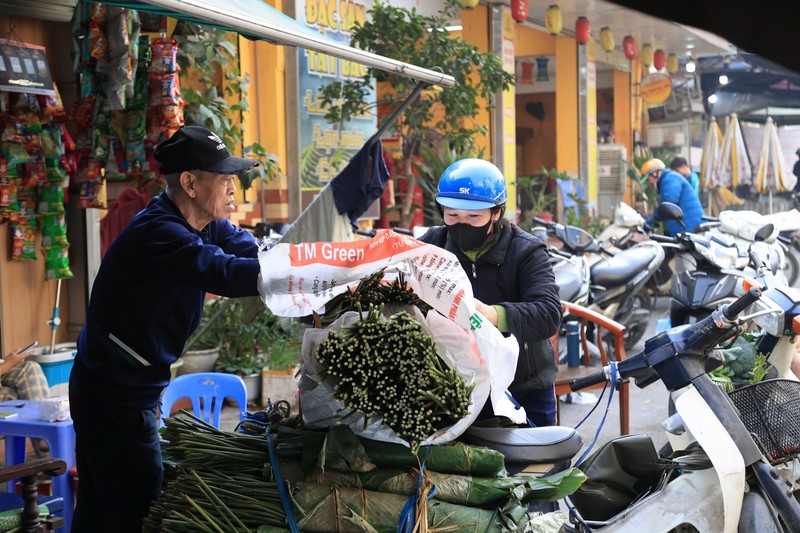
[
  {"xmin": 297, "ymin": 0, "xmax": 376, "ymax": 198},
  {"xmin": 0, "ymin": 40, "xmax": 55, "ymax": 96},
  {"xmin": 640, "ymin": 73, "xmax": 672, "ymax": 105}
]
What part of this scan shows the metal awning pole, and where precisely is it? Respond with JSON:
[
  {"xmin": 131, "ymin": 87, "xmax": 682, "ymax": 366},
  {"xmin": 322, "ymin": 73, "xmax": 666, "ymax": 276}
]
[{"xmin": 367, "ymin": 81, "xmax": 430, "ymax": 149}]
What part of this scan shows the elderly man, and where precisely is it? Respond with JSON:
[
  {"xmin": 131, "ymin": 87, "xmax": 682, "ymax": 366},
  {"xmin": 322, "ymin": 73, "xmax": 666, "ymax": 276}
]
[{"xmin": 69, "ymin": 126, "xmax": 262, "ymax": 532}]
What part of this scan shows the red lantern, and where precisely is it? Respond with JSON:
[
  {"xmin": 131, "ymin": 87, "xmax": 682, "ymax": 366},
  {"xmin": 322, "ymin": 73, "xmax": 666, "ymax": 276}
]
[
  {"xmin": 511, "ymin": 0, "xmax": 528, "ymax": 23},
  {"xmin": 575, "ymin": 17, "xmax": 590, "ymax": 44},
  {"xmin": 653, "ymin": 49, "xmax": 666, "ymax": 70},
  {"xmin": 622, "ymin": 35, "xmax": 638, "ymax": 60}
]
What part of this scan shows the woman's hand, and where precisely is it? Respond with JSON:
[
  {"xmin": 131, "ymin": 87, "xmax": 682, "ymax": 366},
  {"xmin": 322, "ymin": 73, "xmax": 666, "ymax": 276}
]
[
  {"xmin": 2, "ymin": 345, "xmax": 34, "ymax": 374},
  {"xmin": 474, "ymin": 298, "xmax": 498, "ymax": 326}
]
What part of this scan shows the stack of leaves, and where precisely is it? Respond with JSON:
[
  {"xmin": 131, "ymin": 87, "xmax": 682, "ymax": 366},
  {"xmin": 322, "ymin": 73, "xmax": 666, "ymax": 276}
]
[
  {"xmin": 320, "ymin": 268, "xmax": 431, "ymax": 324},
  {"xmin": 148, "ymin": 418, "xmax": 583, "ymax": 532},
  {"xmin": 316, "ymin": 303, "xmax": 473, "ymax": 449}
]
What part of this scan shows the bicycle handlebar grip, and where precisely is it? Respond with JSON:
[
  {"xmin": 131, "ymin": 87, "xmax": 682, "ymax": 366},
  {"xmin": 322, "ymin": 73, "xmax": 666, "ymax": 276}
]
[
  {"xmin": 723, "ymin": 287, "xmax": 762, "ymax": 321},
  {"xmin": 570, "ymin": 371, "xmax": 607, "ymax": 392}
]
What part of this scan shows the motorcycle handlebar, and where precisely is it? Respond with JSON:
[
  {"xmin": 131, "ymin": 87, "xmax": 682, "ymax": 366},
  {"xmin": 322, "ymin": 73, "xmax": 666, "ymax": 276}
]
[
  {"xmin": 533, "ymin": 217, "xmax": 555, "ymax": 227},
  {"xmin": 723, "ymin": 286, "xmax": 762, "ymax": 320},
  {"xmin": 649, "ymin": 233, "xmax": 677, "ymax": 244},
  {"xmin": 570, "ymin": 287, "xmax": 764, "ymax": 392},
  {"xmin": 570, "ymin": 371, "xmax": 610, "ymax": 391}
]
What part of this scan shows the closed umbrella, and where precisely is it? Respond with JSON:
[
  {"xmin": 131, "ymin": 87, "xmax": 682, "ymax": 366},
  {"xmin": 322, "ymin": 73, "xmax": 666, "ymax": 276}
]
[
  {"xmin": 700, "ymin": 117, "xmax": 723, "ymax": 189},
  {"xmin": 717, "ymin": 113, "xmax": 753, "ymax": 188},
  {"xmin": 756, "ymin": 117, "xmax": 797, "ymax": 212}
]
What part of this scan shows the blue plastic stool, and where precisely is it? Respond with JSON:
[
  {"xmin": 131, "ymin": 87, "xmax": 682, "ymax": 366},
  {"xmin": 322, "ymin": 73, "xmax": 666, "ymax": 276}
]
[
  {"xmin": 0, "ymin": 401, "xmax": 75, "ymax": 531},
  {"xmin": 159, "ymin": 372, "xmax": 248, "ymax": 428},
  {"xmin": 557, "ymin": 178, "xmax": 596, "ymax": 222}
]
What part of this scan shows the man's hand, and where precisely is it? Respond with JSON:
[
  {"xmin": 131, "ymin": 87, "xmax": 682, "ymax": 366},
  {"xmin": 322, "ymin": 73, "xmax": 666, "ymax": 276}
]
[{"xmin": 475, "ymin": 298, "xmax": 498, "ymax": 326}]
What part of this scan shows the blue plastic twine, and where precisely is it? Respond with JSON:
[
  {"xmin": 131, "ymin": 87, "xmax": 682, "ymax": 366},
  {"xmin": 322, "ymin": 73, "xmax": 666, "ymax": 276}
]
[
  {"xmin": 397, "ymin": 446, "xmax": 437, "ymax": 533},
  {"xmin": 265, "ymin": 429, "xmax": 300, "ymax": 533}
]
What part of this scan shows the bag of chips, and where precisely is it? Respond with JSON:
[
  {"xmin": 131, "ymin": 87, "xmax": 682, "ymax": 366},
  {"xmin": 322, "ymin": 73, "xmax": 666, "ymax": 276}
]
[
  {"xmin": 44, "ymin": 247, "xmax": 74, "ymax": 280},
  {"xmin": 41, "ymin": 214, "xmax": 69, "ymax": 248}
]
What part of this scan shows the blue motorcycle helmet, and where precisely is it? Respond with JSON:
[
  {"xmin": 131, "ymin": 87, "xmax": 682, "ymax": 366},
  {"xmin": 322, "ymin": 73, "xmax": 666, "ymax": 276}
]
[{"xmin": 436, "ymin": 158, "xmax": 508, "ymax": 211}]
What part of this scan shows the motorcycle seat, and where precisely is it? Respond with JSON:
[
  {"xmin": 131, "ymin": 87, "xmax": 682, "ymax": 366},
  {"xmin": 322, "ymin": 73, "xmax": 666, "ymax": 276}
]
[
  {"xmin": 591, "ymin": 247, "xmax": 659, "ymax": 286},
  {"xmin": 460, "ymin": 426, "xmax": 583, "ymax": 464}
]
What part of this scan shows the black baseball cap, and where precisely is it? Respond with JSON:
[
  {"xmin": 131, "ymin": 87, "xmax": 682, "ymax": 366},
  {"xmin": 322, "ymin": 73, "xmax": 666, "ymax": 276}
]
[{"xmin": 154, "ymin": 126, "xmax": 259, "ymax": 175}]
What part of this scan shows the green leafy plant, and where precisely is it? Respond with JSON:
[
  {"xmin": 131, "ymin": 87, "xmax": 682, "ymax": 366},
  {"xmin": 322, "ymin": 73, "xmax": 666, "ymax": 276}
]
[
  {"xmin": 183, "ymin": 298, "xmax": 230, "ymax": 352},
  {"xmin": 207, "ymin": 299, "xmax": 290, "ymax": 376},
  {"xmin": 516, "ymin": 173, "xmax": 556, "ymax": 220},
  {"xmin": 709, "ymin": 333, "xmax": 773, "ymax": 391},
  {"xmin": 318, "ymin": 0, "xmax": 514, "ymax": 227},
  {"xmin": 174, "ymin": 23, "xmax": 281, "ymax": 201}
]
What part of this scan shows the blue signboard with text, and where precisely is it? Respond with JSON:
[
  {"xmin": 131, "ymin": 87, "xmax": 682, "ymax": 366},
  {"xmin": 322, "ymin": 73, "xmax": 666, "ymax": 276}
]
[{"xmin": 296, "ymin": 0, "xmax": 377, "ymax": 197}]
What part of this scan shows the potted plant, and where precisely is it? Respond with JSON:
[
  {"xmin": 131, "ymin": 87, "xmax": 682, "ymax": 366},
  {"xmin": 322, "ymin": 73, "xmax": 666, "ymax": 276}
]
[
  {"xmin": 179, "ymin": 297, "xmax": 229, "ymax": 375},
  {"xmin": 261, "ymin": 329, "xmax": 305, "ymax": 412},
  {"xmin": 515, "ymin": 172, "xmax": 557, "ymax": 229},
  {"xmin": 212, "ymin": 298, "xmax": 285, "ymax": 404}
]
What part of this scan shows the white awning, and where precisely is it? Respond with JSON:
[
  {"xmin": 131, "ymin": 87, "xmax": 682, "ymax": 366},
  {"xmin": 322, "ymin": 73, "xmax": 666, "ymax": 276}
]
[{"xmin": 98, "ymin": 0, "xmax": 455, "ymax": 88}]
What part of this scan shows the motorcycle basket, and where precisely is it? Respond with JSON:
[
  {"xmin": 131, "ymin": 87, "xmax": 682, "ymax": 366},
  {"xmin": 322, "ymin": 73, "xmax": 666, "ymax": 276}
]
[{"xmin": 728, "ymin": 379, "xmax": 800, "ymax": 464}]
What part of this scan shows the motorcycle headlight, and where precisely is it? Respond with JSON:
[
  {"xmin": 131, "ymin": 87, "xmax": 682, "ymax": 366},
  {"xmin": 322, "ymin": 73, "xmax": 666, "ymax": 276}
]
[{"xmin": 748, "ymin": 296, "xmax": 785, "ymax": 337}]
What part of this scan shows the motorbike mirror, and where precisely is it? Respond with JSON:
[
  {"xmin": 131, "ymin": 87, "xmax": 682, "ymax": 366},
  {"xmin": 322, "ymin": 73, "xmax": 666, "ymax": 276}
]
[
  {"xmin": 753, "ymin": 223, "xmax": 775, "ymax": 242},
  {"xmin": 656, "ymin": 202, "xmax": 684, "ymax": 221}
]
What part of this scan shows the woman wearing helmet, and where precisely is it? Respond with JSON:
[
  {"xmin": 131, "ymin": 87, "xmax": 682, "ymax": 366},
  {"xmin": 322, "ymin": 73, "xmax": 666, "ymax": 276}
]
[
  {"xmin": 418, "ymin": 159, "xmax": 562, "ymax": 427},
  {"xmin": 640, "ymin": 157, "xmax": 705, "ymax": 236}
]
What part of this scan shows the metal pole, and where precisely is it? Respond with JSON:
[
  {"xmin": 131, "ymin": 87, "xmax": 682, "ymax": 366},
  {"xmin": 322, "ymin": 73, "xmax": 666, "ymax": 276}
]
[{"xmin": 49, "ymin": 279, "xmax": 62, "ymax": 355}]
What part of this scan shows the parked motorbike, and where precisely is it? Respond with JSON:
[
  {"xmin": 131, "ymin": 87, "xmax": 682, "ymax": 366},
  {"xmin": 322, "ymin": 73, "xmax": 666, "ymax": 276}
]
[
  {"xmin": 653, "ymin": 203, "xmax": 783, "ymax": 327},
  {"xmin": 596, "ymin": 201, "xmax": 651, "ymax": 253},
  {"xmin": 464, "ymin": 248, "xmax": 800, "ymax": 532},
  {"xmin": 535, "ymin": 217, "xmax": 665, "ymax": 350}
]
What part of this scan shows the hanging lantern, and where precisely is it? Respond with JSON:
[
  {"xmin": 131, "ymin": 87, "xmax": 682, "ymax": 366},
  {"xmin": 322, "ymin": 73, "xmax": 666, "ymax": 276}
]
[
  {"xmin": 519, "ymin": 61, "xmax": 534, "ymax": 84},
  {"xmin": 545, "ymin": 4, "xmax": 563, "ymax": 35},
  {"xmin": 640, "ymin": 43, "xmax": 654, "ymax": 67},
  {"xmin": 599, "ymin": 27, "xmax": 615, "ymax": 53},
  {"xmin": 666, "ymin": 53, "xmax": 679, "ymax": 74},
  {"xmin": 622, "ymin": 35, "xmax": 638, "ymax": 60},
  {"xmin": 536, "ymin": 56, "xmax": 550, "ymax": 82},
  {"xmin": 461, "ymin": 0, "xmax": 480, "ymax": 8},
  {"xmin": 511, "ymin": 0, "xmax": 528, "ymax": 23},
  {"xmin": 575, "ymin": 17, "xmax": 590, "ymax": 44},
  {"xmin": 653, "ymin": 49, "xmax": 666, "ymax": 70}
]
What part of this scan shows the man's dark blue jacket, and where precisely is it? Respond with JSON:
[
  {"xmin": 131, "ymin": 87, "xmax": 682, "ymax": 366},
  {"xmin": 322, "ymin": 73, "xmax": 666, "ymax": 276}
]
[{"xmin": 73, "ymin": 193, "xmax": 261, "ymax": 408}]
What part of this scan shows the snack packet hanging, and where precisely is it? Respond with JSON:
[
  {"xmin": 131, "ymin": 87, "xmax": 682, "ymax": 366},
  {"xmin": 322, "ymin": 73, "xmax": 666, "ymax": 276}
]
[
  {"xmin": 10, "ymin": 224, "xmax": 37, "ymax": 261},
  {"xmin": 44, "ymin": 247, "xmax": 74, "ymax": 280},
  {"xmin": 37, "ymin": 183, "xmax": 65, "ymax": 215},
  {"xmin": 149, "ymin": 37, "xmax": 178, "ymax": 74},
  {"xmin": 41, "ymin": 214, "xmax": 69, "ymax": 248}
]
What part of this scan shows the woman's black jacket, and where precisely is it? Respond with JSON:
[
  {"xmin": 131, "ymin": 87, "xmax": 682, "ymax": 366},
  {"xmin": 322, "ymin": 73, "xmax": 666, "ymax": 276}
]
[{"xmin": 418, "ymin": 221, "xmax": 561, "ymax": 395}]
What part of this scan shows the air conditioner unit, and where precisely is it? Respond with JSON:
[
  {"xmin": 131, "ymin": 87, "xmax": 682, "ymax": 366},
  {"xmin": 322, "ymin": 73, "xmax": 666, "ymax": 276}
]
[{"xmin": 597, "ymin": 144, "xmax": 627, "ymax": 220}]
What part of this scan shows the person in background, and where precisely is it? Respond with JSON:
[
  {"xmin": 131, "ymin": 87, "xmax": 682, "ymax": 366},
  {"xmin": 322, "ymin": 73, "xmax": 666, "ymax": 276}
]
[
  {"xmin": 418, "ymin": 159, "xmax": 562, "ymax": 427},
  {"xmin": 640, "ymin": 157, "xmax": 706, "ymax": 237},
  {"xmin": 0, "ymin": 345, "xmax": 49, "ymax": 401},
  {"xmin": 69, "ymin": 126, "xmax": 263, "ymax": 533},
  {"xmin": 793, "ymin": 148, "xmax": 800, "ymax": 195},
  {"xmin": 670, "ymin": 156, "xmax": 700, "ymax": 199}
]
